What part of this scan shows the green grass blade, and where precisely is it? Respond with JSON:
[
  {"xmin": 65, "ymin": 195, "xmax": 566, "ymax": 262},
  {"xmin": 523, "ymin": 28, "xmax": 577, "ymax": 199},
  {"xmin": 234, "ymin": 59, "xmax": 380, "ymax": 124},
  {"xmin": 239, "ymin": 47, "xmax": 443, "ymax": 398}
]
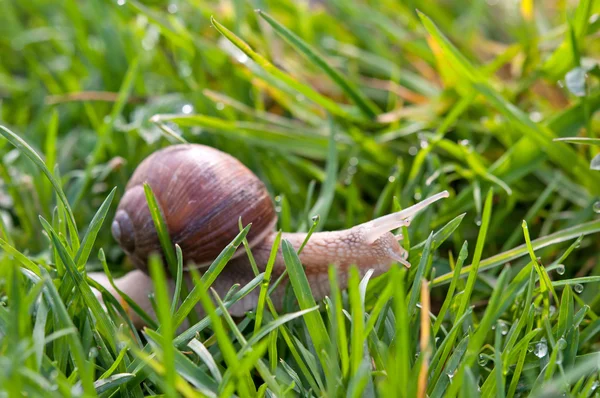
[
  {"xmin": 147, "ymin": 254, "xmax": 177, "ymax": 398},
  {"xmin": 281, "ymin": 239, "xmax": 331, "ymax": 369},
  {"xmin": 257, "ymin": 10, "xmax": 380, "ymax": 119},
  {"xmin": 74, "ymin": 187, "xmax": 116, "ymax": 271},
  {"xmin": 0, "ymin": 125, "xmax": 79, "ymax": 241},
  {"xmin": 210, "ymin": 17, "xmax": 358, "ymax": 121},
  {"xmin": 172, "ymin": 224, "xmax": 250, "ymax": 330}
]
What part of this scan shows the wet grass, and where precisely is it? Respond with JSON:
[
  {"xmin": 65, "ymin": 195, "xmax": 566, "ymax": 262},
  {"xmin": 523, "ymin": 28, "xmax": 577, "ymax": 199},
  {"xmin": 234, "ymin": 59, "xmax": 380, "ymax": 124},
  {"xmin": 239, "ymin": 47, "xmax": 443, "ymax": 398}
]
[{"xmin": 1, "ymin": 0, "xmax": 600, "ymax": 396}]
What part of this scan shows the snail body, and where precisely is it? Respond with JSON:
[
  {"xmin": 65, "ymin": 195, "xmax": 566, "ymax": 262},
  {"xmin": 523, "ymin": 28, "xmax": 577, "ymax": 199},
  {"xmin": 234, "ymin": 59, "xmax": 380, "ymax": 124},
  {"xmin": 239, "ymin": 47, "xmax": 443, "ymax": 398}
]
[{"xmin": 93, "ymin": 144, "xmax": 449, "ymax": 328}]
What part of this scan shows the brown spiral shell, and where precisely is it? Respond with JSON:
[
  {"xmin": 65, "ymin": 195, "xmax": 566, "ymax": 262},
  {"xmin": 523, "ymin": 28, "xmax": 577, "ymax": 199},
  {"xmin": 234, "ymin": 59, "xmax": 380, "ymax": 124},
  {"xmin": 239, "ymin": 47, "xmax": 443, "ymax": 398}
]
[{"xmin": 111, "ymin": 144, "xmax": 277, "ymax": 272}]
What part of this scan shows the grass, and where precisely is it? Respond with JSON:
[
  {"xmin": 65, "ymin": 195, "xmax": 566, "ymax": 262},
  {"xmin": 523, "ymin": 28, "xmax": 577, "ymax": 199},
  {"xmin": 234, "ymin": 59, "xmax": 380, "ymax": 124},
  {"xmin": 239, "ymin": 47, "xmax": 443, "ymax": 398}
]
[{"xmin": 1, "ymin": 0, "xmax": 600, "ymax": 396}]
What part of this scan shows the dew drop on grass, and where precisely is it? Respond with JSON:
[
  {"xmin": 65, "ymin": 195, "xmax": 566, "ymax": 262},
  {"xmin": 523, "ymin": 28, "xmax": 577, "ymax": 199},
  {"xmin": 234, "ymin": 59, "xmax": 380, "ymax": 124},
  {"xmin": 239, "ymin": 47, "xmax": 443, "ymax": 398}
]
[
  {"xmin": 478, "ymin": 354, "xmax": 488, "ymax": 366},
  {"xmin": 89, "ymin": 347, "xmax": 98, "ymax": 359},
  {"xmin": 459, "ymin": 139, "xmax": 470, "ymax": 146},
  {"xmin": 408, "ymin": 146, "xmax": 418, "ymax": 156},
  {"xmin": 388, "ymin": 176, "xmax": 396, "ymax": 183},
  {"xmin": 216, "ymin": 102, "xmax": 225, "ymax": 111},
  {"xmin": 557, "ymin": 338, "xmax": 567, "ymax": 350},
  {"xmin": 529, "ymin": 111, "xmax": 542, "ymax": 122},
  {"xmin": 527, "ymin": 344, "xmax": 534, "ymax": 353},
  {"xmin": 179, "ymin": 61, "xmax": 192, "ymax": 77},
  {"xmin": 182, "ymin": 104, "xmax": 194, "ymax": 114},
  {"xmin": 117, "ymin": 0, "xmax": 126, "ymax": 5},
  {"xmin": 534, "ymin": 339, "xmax": 548, "ymax": 358},
  {"xmin": 556, "ymin": 264, "xmax": 565, "ymax": 275},
  {"xmin": 591, "ymin": 381, "xmax": 599, "ymax": 391},
  {"xmin": 574, "ymin": 284, "xmax": 584, "ymax": 294},
  {"xmin": 474, "ymin": 215, "xmax": 482, "ymax": 226},
  {"xmin": 167, "ymin": 3, "xmax": 178, "ymax": 13},
  {"xmin": 447, "ymin": 370, "xmax": 456, "ymax": 381},
  {"xmin": 499, "ymin": 322, "xmax": 508, "ymax": 335}
]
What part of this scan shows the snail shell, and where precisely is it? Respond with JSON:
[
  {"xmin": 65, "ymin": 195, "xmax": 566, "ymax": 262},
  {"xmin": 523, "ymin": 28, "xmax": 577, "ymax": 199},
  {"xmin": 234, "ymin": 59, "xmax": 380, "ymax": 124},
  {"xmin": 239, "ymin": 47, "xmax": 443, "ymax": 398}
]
[{"xmin": 111, "ymin": 144, "xmax": 277, "ymax": 272}]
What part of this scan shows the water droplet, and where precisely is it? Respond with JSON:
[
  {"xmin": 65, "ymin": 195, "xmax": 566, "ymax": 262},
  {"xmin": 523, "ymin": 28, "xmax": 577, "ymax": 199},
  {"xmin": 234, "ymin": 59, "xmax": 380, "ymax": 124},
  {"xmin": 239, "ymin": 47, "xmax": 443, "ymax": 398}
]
[
  {"xmin": 420, "ymin": 139, "xmax": 429, "ymax": 149},
  {"xmin": 499, "ymin": 322, "xmax": 509, "ymax": 335},
  {"xmin": 593, "ymin": 201, "xmax": 600, "ymax": 213},
  {"xmin": 388, "ymin": 176, "xmax": 396, "ymax": 183},
  {"xmin": 275, "ymin": 206, "xmax": 282, "ymax": 213},
  {"xmin": 556, "ymin": 264, "xmax": 565, "ymax": 275},
  {"xmin": 527, "ymin": 344, "xmax": 534, "ymax": 353},
  {"xmin": 549, "ymin": 305, "xmax": 556, "ymax": 317},
  {"xmin": 274, "ymin": 195, "xmax": 282, "ymax": 203},
  {"xmin": 142, "ymin": 38, "xmax": 154, "ymax": 51},
  {"xmin": 557, "ymin": 338, "xmax": 567, "ymax": 350},
  {"xmin": 534, "ymin": 339, "xmax": 548, "ymax": 358},
  {"xmin": 459, "ymin": 139, "xmax": 470, "ymax": 146},
  {"xmin": 591, "ymin": 380, "xmax": 599, "ymax": 391},
  {"xmin": 89, "ymin": 347, "xmax": 98, "ymax": 359},
  {"xmin": 590, "ymin": 14, "xmax": 600, "ymax": 24},
  {"xmin": 117, "ymin": 0, "xmax": 126, "ymax": 5},
  {"xmin": 182, "ymin": 104, "xmax": 193, "ymax": 114},
  {"xmin": 574, "ymin": 284, "xmax": 584, "ymax": 294},
  {"xmin": 478, "ymin": 354, "xmax": 488, "ymax": 366},
  {"xmin": 474, "ymin": 215, "xmax": 482, "ymax": 226},
  {"xmin": 414, "ymin": 191, "xmax": 422, "ymax": 201},
  {"xmin": 237, "ymin": 53, "xmax": 249, "ymax": 64},
  {"xmin": 167, "ymin": 3, "xmax": 178, "ymax": 13},
  {"xmin": 447, "ymin": 370, "xmax": 456, "ymax": 381},
  {"xmin": 529, "ymin": 111, "xmax": 542, "ymax": 122},
  {"xmin": 408, "ymin": 146, "xmax": 418, "ymax": 156},
  {"xmin": 311, "ymin": 215, "xmax": 320, "ymax": 223},
  {"xmin": 349, "ymin": 157, "xmax": 359, "ymax": 166},
  {"xmin": 216, "ymin": 102, "xmax": 225, "ymax": 111},
  {"xmin": 179, "ymin": 61, "xmax": 192, "ymax": 77}
]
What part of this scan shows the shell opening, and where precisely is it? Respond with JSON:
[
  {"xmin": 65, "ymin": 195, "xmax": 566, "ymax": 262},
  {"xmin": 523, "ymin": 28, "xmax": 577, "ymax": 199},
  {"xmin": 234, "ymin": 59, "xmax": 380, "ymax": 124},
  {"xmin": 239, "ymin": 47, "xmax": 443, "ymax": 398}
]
[
  {"xmin": 112, "ymin": 210, "xmax": 136, "ymax": 253},
  {"xmin": 363, "ymin": 190, "xmax": 449, "ymax": 244}
]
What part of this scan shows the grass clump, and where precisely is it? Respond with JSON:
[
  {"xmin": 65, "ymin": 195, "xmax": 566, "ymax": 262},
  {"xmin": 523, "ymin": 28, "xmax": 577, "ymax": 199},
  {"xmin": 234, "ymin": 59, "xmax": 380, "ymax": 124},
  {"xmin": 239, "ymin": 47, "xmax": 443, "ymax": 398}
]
[{"xmin": 1, "ymin": 0, "xmax": 600, "ymax": 397}]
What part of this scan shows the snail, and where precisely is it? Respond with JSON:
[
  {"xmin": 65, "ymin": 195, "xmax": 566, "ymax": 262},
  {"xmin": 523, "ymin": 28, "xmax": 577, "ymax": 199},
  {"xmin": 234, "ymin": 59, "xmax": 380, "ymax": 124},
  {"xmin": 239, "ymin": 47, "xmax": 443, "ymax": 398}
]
[{"xmin": 90, "ymin": 144, "xmax": 449, "ymax": 328}]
